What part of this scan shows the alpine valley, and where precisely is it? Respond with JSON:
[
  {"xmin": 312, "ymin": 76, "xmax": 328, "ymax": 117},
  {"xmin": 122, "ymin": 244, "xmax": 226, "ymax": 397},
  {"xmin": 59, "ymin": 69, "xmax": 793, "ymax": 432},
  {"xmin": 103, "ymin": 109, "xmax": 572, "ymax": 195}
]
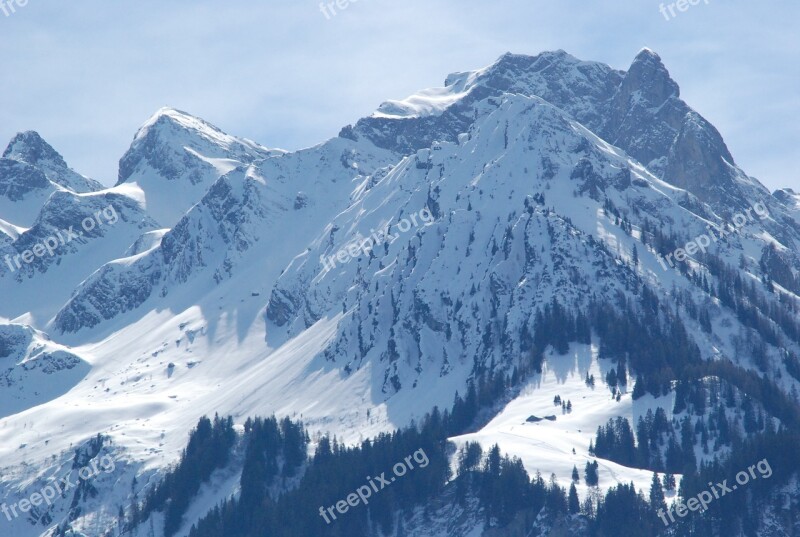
[{"xmin": 1, "ymin": 49, "xmax": 800, "ymax": 537}]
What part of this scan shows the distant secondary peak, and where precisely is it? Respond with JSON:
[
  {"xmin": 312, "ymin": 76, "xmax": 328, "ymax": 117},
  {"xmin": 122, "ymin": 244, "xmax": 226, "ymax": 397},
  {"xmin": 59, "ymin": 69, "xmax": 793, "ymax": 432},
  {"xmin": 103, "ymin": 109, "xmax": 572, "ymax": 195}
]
[{"xmin": 2, "ymin": 131, "xmax": 68, "ymax": 169}]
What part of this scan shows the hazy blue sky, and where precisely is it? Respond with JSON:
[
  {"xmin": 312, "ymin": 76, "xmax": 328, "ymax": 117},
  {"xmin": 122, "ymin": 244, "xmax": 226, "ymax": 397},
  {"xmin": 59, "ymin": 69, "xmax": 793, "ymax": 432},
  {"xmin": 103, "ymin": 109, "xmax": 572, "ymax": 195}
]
[{"xmin": 1, "ymin": 1, "xmax": 797, "ymax": 191}]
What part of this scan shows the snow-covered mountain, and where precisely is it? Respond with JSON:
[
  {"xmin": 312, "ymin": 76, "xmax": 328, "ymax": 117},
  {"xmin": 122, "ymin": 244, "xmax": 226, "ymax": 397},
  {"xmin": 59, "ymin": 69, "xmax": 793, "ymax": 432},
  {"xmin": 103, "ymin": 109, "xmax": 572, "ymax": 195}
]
[
  {"xmin": 0, "ymin": 131, "xmax": 103, "ymax": 229},
  {"xmin": 3, "ymin": 131, "xmax": 104, "ymax": 195},
  {"xmin": 116, "ymin": 107, "xmax": 283, "ymax": 228},
  {"xmin": 1, "ymin": 49, "xmax": 799, "ymax": 537},
  {"xmin": 357, "ymin": 49, "xmax": 770, "ymax": 212}
]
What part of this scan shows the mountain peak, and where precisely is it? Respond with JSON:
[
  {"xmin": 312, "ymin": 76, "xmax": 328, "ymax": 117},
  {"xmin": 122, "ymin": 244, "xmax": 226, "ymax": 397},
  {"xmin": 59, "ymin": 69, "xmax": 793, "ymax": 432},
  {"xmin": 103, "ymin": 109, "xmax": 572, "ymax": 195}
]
[
  {"xmin": 129, "ymin": 107, "xmax": 274, "ymax": 158},
  {"xmin": 494, "ymin": 49, "xmax": 573, "ymax": 64},
  {"xmin": 117, "ymin": 107, "xmax": 277, "ymax": 225},
  {"xmin": 1, "ymin": 131, "xmax": 103, "ymax": 194},
  {"xmin": 633, "ymin": 47, "xmax": 660, "ymax": 62},
  {"xmin": 133, "ymin": 107, "xmax": 224, "ymax": 143},
  {"xmin": 623, "ymin": 47, "xmax": 679, "ymax": 101},
  {"xmin": 486, "ymin": 49, "xmax": 581, "ymax": 76},
  {"xmin": 3, "ymin": 131, "xmax": 68, "ymax": 169}
]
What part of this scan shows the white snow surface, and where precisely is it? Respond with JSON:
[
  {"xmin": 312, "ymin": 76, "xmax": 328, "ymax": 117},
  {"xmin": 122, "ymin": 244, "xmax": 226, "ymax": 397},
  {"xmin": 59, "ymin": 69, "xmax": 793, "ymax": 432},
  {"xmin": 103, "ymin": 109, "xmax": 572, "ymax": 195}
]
[
  {"xmin": 452, "ymin": 344, "xmax": 675, "ymax": 500},
  {"xmin": 0, "ymin": 51, "xmax": 799, "ymax": 536}
]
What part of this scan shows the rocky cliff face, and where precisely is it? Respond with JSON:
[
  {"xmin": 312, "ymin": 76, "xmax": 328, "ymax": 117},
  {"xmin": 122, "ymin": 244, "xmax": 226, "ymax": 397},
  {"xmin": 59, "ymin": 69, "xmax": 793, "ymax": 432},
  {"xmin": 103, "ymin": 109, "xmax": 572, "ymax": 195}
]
[
  {"xmin": 0, "ymin": 50, "xmax": 798, "ymax": 537},
  {"xmin": 3, "ymin": 130, "xmax": 104, "ymax": 193}
]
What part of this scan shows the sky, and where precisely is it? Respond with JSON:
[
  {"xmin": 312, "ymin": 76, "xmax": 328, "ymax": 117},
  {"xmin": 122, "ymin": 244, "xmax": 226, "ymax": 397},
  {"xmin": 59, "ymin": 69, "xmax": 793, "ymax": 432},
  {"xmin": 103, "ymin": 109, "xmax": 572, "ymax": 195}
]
[{"xmin": 0, "ymin": 0, "xmax": 798, "ymax": 191}]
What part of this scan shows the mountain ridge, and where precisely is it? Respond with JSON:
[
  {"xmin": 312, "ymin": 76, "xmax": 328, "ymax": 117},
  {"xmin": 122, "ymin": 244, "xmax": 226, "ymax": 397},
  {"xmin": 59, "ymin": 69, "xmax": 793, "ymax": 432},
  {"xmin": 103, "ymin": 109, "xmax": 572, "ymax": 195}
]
[{"xmin": 0, "ymin": 49, "xmax": 799, "ymax": 537}]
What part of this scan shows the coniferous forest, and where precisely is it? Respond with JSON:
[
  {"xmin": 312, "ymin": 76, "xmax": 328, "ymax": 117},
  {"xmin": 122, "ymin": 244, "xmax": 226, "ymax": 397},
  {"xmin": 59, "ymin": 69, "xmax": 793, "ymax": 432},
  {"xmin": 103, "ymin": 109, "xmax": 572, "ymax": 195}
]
[
  {"xmin": 116, "ymin": 396, "xmax": 800, "ymax": 537},
  {"xmin": 102, "ymin": 286, "xmax": 800, "ymax": 537}
]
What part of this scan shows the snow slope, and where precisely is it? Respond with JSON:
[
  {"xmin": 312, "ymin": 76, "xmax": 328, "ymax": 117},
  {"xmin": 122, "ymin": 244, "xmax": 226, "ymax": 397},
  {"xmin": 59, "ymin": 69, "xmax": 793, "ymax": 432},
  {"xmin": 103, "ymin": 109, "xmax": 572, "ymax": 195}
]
[
  {"xmin": 452, "ymin": 344, "xmax": 673, "ymax": 499},
  {"xmin": 0, "ymin": 49, "xmax": 798, "ymax": 536}
]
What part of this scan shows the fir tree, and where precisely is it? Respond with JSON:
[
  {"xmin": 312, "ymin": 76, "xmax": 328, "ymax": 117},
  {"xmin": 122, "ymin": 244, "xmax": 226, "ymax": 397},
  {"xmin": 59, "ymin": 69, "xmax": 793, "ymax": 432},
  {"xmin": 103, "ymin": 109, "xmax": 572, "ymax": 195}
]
[
  {"xmin": 568, "ymin": 483, "xmax": 580, "ymax": 514},
  {"xmin": 585, "ymin": 460, "xmax": 599, "ymax": 486},
  {"xmin": 649, "ymin": 472, "xmax": 666, "ymax": 512}
]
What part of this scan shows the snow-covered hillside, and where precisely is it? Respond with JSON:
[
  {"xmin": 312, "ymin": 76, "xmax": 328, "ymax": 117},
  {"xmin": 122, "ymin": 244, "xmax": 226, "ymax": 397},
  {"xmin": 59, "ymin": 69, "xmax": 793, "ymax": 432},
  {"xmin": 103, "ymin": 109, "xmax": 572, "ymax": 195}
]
[{"xmin": 1, "ymin": 49, "xmax": 799, "ymax": 537}]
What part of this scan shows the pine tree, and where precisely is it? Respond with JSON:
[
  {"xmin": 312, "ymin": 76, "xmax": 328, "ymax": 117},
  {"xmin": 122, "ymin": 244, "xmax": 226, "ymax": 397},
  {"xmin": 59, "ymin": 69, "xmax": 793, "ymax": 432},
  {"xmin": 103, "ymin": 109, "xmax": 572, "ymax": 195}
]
[
  {"xmin": 649, "ymin": 472, "xmax": 666, "ymax": 511},
  {"xmin": 572, "ymin": 465, "xmax": 580, "ymax": 482},
  {"xmin": 568, "ymin": 483, "xmax": 580, "ymax": 514},
  {"xmin": 617, "ymin": 359, "xmax": 627, "ymax": 385},
  {"xmin": 606, "ymin": 368, "xmax": 618, "ymax": 388},
  {"xmin": 585, "ymin": 460, "xmax": 599, "ymax": 486}
]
